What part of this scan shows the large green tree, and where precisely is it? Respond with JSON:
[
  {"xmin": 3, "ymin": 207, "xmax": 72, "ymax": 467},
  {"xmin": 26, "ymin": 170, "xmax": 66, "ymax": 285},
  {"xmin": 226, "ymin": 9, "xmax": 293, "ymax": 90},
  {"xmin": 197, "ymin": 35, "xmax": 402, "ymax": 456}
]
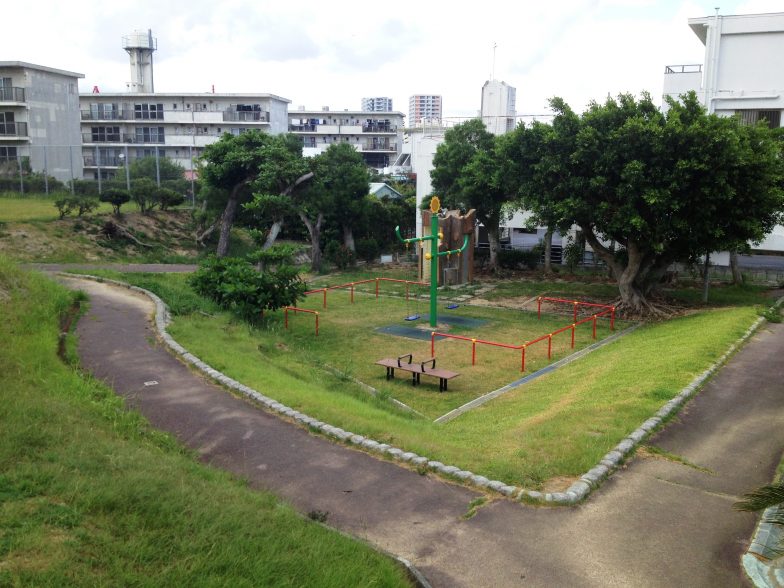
[
  {"xmin": 521, "ymin": 92, "xmax": 784, "ymax": 315},
  {"xmin": 431, "ymin": 119, "xmax": 511, "ymax": 270},
  {"xmin": 319, "ymin": 143, "xmax": 371, "ymax": 253},
  {"xmin": 199, "ymin": 131, "xmax": 312, "ymax": 257}
]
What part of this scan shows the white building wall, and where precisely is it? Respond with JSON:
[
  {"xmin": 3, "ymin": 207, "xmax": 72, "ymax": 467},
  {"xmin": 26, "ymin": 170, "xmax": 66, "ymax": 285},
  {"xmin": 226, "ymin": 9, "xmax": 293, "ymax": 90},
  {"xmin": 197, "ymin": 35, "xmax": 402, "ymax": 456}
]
[{"xmin": 481, "ymin": 80, "xmax": 516, "ymax": 135}]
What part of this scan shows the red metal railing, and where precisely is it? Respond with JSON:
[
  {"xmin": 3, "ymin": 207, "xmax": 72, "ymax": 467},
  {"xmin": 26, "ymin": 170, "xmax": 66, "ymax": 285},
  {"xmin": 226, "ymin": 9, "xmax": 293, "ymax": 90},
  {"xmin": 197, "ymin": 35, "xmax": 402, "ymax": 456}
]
[
  {"xmin": 430, "ymin": 306, "xmax": 616, "ymax": 372},
  {"xmin": 284, "ymin": 306, "xmax": 319, "ymax": 336},
  {"xmin": 304, "ymin": 277, "xmax": 427, "ymax": 308},
  {"xmin": 537, "ymin": 296, "xmax": 616, "ymax": 330}
]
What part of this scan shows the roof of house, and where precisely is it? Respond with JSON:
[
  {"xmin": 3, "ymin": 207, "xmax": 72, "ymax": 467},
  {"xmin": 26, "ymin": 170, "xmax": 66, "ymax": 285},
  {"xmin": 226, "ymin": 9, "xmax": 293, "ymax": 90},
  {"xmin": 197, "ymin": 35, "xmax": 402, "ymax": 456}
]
[{"xmin": 369, "ymin": 182, "xmax": 403, "ymax": 199}]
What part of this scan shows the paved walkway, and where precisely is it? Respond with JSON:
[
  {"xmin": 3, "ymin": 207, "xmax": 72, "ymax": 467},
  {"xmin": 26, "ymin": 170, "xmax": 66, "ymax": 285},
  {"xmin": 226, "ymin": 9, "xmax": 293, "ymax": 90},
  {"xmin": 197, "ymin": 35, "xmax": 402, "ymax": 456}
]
[{"xmin": 65, "ymin": 276, "xmax": 784, "ymax": 587}]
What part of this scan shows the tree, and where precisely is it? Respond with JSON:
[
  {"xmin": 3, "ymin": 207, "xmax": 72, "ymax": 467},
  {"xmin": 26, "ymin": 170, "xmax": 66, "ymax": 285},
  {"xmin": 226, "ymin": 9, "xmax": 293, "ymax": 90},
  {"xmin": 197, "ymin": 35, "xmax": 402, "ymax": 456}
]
[
  {"xmin": 200, "ymin": 131, "xmax": 312, "ymax": 257},
  {"xmin": 502, "ymin": 120, "xmax": 573, "ymax": 273},
  {"xmin": 431, "ymin": 119, "xmax": 510, "ymax": 270},
  {"xmin": 130, "ymin": 177, "xmax": 158, "ymax": 214},
  {"xmin": 521, "ymin": 92, "xmax": 784, "ymax": 315},
  {"xmin": 241, "ymin": 134, "xmax": 313, "ymax": 251},
  {"xmin": 99, "ymin": 189, "xmax": 131, "ymax": 216},
  {"xmin": 318, "ymin": 143, "xmax": 371, "ymax": 252},
  {"xmin": 128, "ymin": 155, "xmax": 186, "ymax": 183}
]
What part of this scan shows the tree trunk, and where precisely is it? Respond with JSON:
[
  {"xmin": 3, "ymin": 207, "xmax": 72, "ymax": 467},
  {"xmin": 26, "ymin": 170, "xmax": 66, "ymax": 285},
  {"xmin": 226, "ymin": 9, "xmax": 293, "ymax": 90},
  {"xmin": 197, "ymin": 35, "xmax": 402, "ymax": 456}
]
[
  {"xmin": 216, "ymin": 180, "xmax": 250, "ymax": 258},
  {"xmin": 299, "ymin": 211, "xmax": 324, "ymax": 272},
  {"xmin": 543, "ymin": 229, "xmax": 553, "ymax": 273},
  {"xmin": 729, "ymin": 250, "xmax": 743, "ymax": 285},
  {"xmin": 702, "ymin": 253, "xmax": 711, "ymax": 304},
  {"xmin": 343, "ymin": 225, "xmax": 356, "ymax": 253},
  {"xmin": 262, "ymin": 220, "xmax": 283, "ymax": 250},
  {"xmin": 584, "ymin": 230, "xmax": 651, "ymax": 314},
  {"xmin": 487, "ymin": 226, "xmax": 500, "ymax": 271}
]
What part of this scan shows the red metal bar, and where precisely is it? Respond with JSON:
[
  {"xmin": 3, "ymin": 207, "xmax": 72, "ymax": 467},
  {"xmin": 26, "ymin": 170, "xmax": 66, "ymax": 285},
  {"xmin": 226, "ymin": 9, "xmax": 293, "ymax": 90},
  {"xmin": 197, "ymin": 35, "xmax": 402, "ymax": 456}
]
[
  {"xmin": 611, "ymin": 307, "xmax": 616, "ymax": 331},
  {"xmin": 431, "ymin": 331, "xmax": 435, "ymax": 356},
  {"xmin": 284, "ymin": 306, "xmax": 320, "ymax": 336},
  {"xmin": 315, "ymin": 313, "xmax": 319, "ymax": 336},
  {"xmin": 406, "ymin": 282, "xmax": 410, "ymax": 301},
  {"xmin": 284, "ymin": 307, "xmax": 288, "ymax": 329},
  {"xmin": 521, "ymin": 345, "xmax": 526, "ymax": 372},
  {"xmin": 539, "ymin": 296, "xmax": 612, "ymax": 309},
  {"xmin": 323, "ymin": 288, "xmax": 327, "ymax": 309},
  {"xmin": 592, "ymin": 314, "xmax": 597, "ymax": 339},
  {"xmin": 472, "ymin": 339, "xmax": 476, "ymax": 365},
  {"xmin": 375, "ymin": 278, "xmax": 379, "ymax": 299},
  {"xmin": 350, "ymin": 283, "xmax": 354, "ymax": 303},
  {"xmin": 571, "ymin": 324, "xmax": 576, "ymax": 348},
  {"xmin": 548, "ymin": 334, "xmax": 552, "ymax": 359},
  {"xmin": 537, "ymin": 296, "xmax": 541, "ymax": 319},
  {"xmin": 573, "ymin": 301, "xmax": 578, "ymax": 322}
]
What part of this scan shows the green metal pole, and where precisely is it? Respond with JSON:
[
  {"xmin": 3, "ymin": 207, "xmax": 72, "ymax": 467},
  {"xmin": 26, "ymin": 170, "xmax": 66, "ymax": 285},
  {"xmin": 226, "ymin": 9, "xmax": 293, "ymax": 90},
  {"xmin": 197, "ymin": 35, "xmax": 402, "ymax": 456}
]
[{"xmin": 430, "ymin": 212, "xmax": 439, "ymax": 328}]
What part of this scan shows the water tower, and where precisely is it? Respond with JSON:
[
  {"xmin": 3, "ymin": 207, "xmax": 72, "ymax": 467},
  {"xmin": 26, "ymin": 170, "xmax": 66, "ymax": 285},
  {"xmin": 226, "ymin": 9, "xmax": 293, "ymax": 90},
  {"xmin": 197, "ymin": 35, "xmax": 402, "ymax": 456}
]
[{"xmin": 122, "ymin": 29, "xmax": 157, "ymax": 92}]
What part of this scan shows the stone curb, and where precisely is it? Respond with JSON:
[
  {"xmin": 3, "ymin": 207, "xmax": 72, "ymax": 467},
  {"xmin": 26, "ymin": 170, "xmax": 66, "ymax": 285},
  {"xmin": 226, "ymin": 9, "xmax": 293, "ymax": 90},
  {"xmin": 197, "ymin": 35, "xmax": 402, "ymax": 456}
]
[
  {"xmin": 742, "ymin": 297, "xmax": 784, "ymax": 588},
  {"xmin": 63, "ymin": 274, "xmax": 783, "ymax": 509}
]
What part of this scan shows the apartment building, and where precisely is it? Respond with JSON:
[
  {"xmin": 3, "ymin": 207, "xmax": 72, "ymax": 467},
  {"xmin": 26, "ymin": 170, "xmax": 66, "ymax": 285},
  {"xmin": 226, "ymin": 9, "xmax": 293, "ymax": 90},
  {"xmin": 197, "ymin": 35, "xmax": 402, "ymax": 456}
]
[
  {"xmin": 0, "ymin": 61, "xmax": 84, "ymax": 181},
  {"xmin": 663, "ymin": 10, "xmax": 784, "ymax": 254},
  {"xmin": 79, "ymin": 93, "xmax": 289, "ymax": 179},
  {"xmin": 480, "ymin": 80, "xmax": 516, "ymax": 135},
  {"xmin": 361, "ymin": 97, "xmax": 393, "ymax": 112},
  {"xmin": 288, "ymin": 107, "xmax": 404, "ymax": 169},
  {"xmin": 408, "ymin": 95, "xmax": 442, "ymax": 126}
]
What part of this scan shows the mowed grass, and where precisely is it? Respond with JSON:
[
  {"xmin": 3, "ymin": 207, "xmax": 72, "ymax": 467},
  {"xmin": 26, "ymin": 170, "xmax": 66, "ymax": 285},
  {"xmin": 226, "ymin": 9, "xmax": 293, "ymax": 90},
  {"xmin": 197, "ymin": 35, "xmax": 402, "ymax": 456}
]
[
  {"xmin": 0, "ymin": 194, "xmax": 113, "ymax": 222},
  {"xmin": 106, "ymin": 270, "xmax": 764, "ymax": 489},
  {"xmin": 0, "ymin": 258, "xmax": 411, "ymax": 587}
]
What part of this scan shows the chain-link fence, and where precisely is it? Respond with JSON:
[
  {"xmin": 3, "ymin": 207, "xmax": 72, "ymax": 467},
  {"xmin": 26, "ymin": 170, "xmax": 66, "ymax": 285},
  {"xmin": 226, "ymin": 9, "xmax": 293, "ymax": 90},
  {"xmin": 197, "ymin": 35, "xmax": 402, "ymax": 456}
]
[{"xmin": 0, "ymin": 144, "xmax": 197, "ymax": 201}]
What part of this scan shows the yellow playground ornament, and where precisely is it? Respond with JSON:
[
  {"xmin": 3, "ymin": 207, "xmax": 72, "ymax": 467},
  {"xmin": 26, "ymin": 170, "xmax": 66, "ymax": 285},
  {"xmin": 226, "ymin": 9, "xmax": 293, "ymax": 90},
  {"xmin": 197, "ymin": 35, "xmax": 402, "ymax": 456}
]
[{"xmin": 429, "ymin": 196, "xmax": 441, "ymax": 214}]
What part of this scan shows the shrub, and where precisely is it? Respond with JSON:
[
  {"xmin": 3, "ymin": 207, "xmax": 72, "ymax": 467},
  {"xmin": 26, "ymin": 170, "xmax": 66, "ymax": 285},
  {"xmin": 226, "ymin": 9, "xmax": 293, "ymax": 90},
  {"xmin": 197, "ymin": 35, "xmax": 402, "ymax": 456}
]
[
  {"xmin": 189, "ymin": 256, "xmax": 306, "ymax": 321},
  {"xmin": 130, "ymin": 177, "xmax": 157, "ymax": 214},
  {"xmin": 154, "ymin": 187, "xmax": 185, "ymax": 211},
  {"xmin": 563, "ymin": 240, "xmax": 585, "ymax": 272},
  {"xmin": 356, "ymin": 238, "xmax": 381, "ymax": 263},
  {"xmin": 100, "ymin": 189, "xmax": 131, "ymax": 216},
  {"xmin": 498, "ymin": 248, "xmax": 539, "ymax": 270},
  {"xmin": 324, "ymin": 240, "xmax": 355, "ymax": 269},
  {"xmin": 54, "ymin": 195, "xmax": 99, "ymax": 219}
]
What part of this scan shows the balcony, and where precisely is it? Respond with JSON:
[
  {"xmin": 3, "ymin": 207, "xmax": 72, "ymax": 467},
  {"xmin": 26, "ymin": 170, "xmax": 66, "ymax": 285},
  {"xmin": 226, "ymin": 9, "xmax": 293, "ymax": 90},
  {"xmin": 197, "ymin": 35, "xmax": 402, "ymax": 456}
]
[
  {"xmin": 83, "ymin": 156, "xmax": 124, "ymax": 167},
  {"xmin": 82, "ymin": 132, "xmax": 165, "ymax": 144},
  {"xmin": 362, "ymin": 124, "xmax": 397, "ymax": 133},
  {"xmin": 223, "ymin": 110, "xmax": 269, "ymax": 122},
  {"xmin": 363, "ymin": 142, "xmax": 396, "ymax": 151},
  {"xmin": 81, "ymin": 110, "xmax": 133, "ymax": 121},
  {"xmin": 0, "ymin": 87, "xmax": 25, "ymax": 102},
  {"xmin": 0, "ymin": 122, "xmax": 28, "ymax": 137}
]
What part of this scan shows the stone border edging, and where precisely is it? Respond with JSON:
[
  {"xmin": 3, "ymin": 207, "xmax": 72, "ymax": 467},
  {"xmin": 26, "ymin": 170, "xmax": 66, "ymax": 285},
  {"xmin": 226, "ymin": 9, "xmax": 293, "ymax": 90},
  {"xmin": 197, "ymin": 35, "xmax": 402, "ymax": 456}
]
[{"xmin": 63, "ymin": 273, "xmax": 782, "ymax": 509}]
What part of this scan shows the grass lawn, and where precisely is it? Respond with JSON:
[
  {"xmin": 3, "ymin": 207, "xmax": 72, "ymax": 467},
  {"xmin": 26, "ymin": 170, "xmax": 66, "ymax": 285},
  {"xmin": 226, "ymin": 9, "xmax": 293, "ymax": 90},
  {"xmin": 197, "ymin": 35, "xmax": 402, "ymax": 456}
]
[
  {"xmin": 0, "ymin": 258, "xmax": 411, "ymax": 587},
  {"xmin": 95, "ymin": 268, "xmax": 769, "ymax": 491},
  {"xmin": 0, "ymin": 194, "xmax": 114, "ymax": 222}
]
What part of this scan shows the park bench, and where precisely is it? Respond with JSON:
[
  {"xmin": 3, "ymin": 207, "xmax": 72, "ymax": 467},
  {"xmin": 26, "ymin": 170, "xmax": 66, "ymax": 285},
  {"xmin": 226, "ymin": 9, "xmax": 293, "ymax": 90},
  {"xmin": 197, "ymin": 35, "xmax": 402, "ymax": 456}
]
[{"xmin": 375, "ymin": 353, "xmax": 459, "ymax": 392}]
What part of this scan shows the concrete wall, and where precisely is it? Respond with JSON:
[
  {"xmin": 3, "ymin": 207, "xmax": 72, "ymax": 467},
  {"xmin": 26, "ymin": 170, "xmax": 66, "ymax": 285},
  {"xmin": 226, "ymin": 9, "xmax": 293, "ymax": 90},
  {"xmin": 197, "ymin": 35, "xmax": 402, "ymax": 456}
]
[{"xmin": 26, "ymin": 69, "xmax": 82, "ymax": 181}]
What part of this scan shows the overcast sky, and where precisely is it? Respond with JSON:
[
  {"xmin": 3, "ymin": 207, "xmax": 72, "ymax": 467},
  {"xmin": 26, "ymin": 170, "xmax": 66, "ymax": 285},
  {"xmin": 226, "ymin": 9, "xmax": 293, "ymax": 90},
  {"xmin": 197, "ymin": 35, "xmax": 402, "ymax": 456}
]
[{"xmin": 8, "ymin": 0, "xmax": 783, "ymax": 120}]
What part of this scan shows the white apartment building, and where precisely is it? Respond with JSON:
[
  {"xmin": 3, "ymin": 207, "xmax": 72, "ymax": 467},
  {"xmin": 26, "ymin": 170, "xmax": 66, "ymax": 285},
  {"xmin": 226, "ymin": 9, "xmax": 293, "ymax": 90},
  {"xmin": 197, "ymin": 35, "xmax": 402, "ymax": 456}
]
[
  {"xmin": 79, "ymin": 93, "xmax": 289, "ymax": 179},
  {"xmin": 480, "ymin": 80, "xmax": 516, "ymax": 135},
  {"xmin": 361, "ymin": 97, "xmax": 393, "ymax": 112},
  {"xmin": 663, "ymin": 10, "xmax": 784, "ymax": 254},
  {"xmin": 408, "ymin": 95, "xmax": 442, "ymax": 126},
  {"xmin": 0, "ymin": 62, "xmax": 84, "ymax": 182},
  {"xmin": 288, "ymin": 107, "xmax": 404, "ymax": 169}
]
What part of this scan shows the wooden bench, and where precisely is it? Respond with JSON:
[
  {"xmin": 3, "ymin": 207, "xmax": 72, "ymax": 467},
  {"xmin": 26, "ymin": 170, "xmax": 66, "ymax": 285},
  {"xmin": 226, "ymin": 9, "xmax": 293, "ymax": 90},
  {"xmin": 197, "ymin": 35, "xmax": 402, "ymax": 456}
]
[{"xmin": 375, "ymin": 354, "xmax": 459, "ymax": 392}]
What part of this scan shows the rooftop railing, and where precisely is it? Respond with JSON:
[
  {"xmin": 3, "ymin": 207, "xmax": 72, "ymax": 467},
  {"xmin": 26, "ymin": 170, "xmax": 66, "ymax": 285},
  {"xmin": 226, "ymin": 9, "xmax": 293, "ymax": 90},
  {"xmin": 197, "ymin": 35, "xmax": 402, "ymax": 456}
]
[{"xmin": 664, "ymin": 64, "xmax": 703, "ymax": 74}]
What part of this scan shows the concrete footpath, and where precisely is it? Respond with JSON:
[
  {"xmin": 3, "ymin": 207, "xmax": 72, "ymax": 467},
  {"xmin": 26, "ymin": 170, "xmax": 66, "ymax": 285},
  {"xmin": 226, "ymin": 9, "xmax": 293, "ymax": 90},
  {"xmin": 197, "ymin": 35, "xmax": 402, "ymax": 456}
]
[{"xmin": 66, "ymin": 276, "xmax": 784, "ymax": 587}]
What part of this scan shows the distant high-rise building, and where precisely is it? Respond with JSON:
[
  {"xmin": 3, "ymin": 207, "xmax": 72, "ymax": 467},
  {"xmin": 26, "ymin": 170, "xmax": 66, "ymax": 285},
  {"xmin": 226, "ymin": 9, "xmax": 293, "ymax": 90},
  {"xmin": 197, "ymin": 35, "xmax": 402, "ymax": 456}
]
[
  {"xmin": 361, "ymin": 97, "xmax": 393, "ymax": 112},
  {"xmin": 408, "ymin": 95, "xmax": 442, "ymax": 126},
  {"xmin": 480, "ymin": 80, "xmax": 516, "ymax": 135}
]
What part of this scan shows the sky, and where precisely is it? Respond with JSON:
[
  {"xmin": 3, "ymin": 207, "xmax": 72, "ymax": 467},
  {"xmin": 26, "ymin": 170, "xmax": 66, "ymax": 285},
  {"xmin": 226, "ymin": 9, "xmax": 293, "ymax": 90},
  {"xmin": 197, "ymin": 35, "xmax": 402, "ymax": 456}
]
[{"xmin": 7, "ymin": 0, "xmax": 783, "ymax": 121}]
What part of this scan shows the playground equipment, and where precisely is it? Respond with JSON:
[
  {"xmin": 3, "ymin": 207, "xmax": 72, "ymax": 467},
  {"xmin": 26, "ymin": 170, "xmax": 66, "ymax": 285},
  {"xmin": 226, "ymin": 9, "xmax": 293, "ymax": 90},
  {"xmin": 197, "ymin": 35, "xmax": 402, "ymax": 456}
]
[{"xmin": 395, "ymin": 197, "xmax": 470, "ymax": 328}]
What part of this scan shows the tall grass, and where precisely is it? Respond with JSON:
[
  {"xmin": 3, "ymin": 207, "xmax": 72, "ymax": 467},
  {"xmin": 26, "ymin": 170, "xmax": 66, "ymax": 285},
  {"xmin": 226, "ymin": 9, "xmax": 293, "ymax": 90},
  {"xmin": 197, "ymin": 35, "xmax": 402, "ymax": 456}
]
[{"xmin": 0, "ymin": 257, "xmax": 410, "ymax": 587}]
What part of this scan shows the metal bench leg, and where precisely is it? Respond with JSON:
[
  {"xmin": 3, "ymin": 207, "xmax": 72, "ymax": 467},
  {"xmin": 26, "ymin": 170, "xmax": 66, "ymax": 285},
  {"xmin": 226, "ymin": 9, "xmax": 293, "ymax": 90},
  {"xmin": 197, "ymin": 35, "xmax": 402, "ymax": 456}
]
[{"xmin": 411, "ymin": 372, "xmax": 416, "ymax": 386}]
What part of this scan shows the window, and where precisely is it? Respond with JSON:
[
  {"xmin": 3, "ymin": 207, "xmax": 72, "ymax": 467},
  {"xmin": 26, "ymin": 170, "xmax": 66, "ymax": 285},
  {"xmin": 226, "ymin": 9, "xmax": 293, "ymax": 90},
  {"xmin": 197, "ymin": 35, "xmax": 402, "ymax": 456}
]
[
  {"xmin": 90, "ymin": 126, "xmax": 120, "ymax": 142},
  {"xmin": 738, "ymin": 110, "xmax": 782, "ymax": 129},
  {"xmin": 0, "ymin": 146, "xmax": 17, "ymax": 162},
  {"xmin": 135, "ymin": 126, "xmax": 165, "ymax": 143},
  {"xmin": 134, "ymin": 103, "xmax": 164, "ymax": 120},
  {"xmin": 173, "ymin": 103, "xmax": 178, "ymax": 109},
  {"xmin": 89, "ymin": 103, "xmax": 119, "ymax": 120}
]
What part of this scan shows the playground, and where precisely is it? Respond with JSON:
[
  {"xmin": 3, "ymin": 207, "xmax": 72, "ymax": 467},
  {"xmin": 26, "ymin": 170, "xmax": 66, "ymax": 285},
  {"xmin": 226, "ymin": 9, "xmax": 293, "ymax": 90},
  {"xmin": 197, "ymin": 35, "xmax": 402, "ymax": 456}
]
[{"xmin": 281, "ymin": 274, "xmax": 622, "ymax": 419}]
